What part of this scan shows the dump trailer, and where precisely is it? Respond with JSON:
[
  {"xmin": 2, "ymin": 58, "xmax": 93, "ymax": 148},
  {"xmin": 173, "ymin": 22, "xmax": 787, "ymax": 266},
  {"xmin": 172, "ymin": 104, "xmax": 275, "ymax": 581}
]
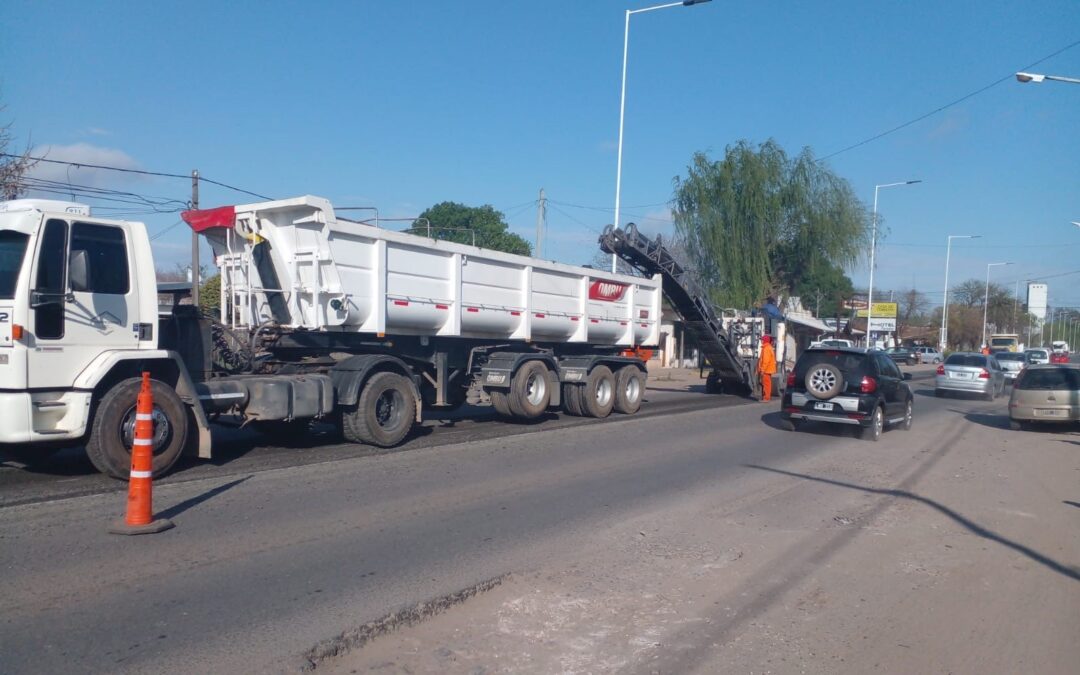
[
  {"xmin": 599, "ymin": 223, "xmax": 767, "ymax": 396},
  {"xmin": 0, "ymin": 196, "xmax": 661, "ymax": 478}
]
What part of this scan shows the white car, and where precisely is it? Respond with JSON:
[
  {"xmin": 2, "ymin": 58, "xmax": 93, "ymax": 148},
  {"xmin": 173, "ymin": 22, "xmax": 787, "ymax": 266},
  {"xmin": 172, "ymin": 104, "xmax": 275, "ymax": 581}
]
[
  {"xmin": 913, "ymin": 346, "xmax": 943, "ymax": 364},
  {"xmin": 1025, "ymin": 348, "xmax": 1050, "ymax": 365},
  {"xmin": 1051, "ymin": 341, "xmax": 1069, "ymax": 354},
  {"xmin": 811, "ymin": 338, "xmax": 855, "ymax": 348}
]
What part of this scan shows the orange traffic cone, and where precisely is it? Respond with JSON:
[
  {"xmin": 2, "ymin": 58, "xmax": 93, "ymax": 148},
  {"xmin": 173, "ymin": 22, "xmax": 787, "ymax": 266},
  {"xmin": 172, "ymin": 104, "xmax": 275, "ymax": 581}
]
[{"xmin": 109, "ymin": 372, "xmax": 174, "ymax": 535}]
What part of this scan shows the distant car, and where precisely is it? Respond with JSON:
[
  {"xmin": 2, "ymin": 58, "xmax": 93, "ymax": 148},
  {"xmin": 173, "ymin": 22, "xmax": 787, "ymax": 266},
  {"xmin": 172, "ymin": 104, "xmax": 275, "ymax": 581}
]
[
  {"xmin": 935, "ymin": 352, "xmax": 1006, "ymax": 400},
  {"xmin": 812, "ymin": 338, "xmax": 856, "ymax": 349},
  {"xmin": 1008, "ymin": 364, "xmax": 1080, "ymax": 430},
  {"xmin": 1051, "ymin": 340, "xmax": 1069, "ymax": 354},
  {"xmin": 883, "ymin": 346, "xmax": 918, "ymax": 366},
  {"xmin": 913, "ymin": 346, "xmax": 943, "ymax": 364},
  {"xmin": 1050, "ymin": 351, "xmax": 1070, "ymax": 364},
  {"xmin": 995, "ymin": 351, "xmax": 1027, "ymax": 382},
  {"xmin": 781, "ymin": 346, "xmax": 913, "ymax": 441},
  {"xmin": 1025, "ymin": 349, "xmax": 1050, "ymax": 365}
]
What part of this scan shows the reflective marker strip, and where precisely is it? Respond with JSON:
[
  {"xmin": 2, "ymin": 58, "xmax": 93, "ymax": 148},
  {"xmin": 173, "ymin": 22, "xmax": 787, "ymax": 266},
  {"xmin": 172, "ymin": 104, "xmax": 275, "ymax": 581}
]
[
  {"xmin": 136, "ymin": 413, "xmax": 154, "ymax": 421},
  {"xmin": 129, "ymin": 470, "xmax": 153, "ymax": 478},
  {"xmin": 133, "ymin": 438, "xmax": 153, "ymax": 446}
]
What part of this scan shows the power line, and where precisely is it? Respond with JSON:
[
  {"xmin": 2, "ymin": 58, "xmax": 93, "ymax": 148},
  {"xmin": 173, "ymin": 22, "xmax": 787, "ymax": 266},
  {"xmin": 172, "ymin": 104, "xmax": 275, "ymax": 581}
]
[
  {"xmin": 818, "ymin": 37, "xmax": 1080, "ymax": 161},
  {"xmin": 1, "ymin": 153, "xmax": 273, "ymax": 201}
]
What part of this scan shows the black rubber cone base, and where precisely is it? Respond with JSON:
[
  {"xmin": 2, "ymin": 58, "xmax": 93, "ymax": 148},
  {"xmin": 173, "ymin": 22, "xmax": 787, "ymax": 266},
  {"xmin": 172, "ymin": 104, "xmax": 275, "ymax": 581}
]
[{"xmin": 109, "ymin": 517, "xmax": 175, "ymax": 535}]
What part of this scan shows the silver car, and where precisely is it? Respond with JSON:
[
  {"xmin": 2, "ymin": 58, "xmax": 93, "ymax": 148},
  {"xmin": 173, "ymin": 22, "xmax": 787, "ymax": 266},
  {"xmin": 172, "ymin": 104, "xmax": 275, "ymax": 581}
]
[
  {"xmin": 914, "ymin": 346, "xmax": 943, "ymax": 364},
  {"xmin": 1025, "ymin": 348, "xmax": 1050, "ymax": 365},
  {"xmin": 1008, "ymin": 364, "xmax": 1080, "ymax": 430},
  {"xmin": 934, "ymin": 352, "xmax": 1006, "ymax": 400},
  {"xmin": 995, "ymin": 352, "xmax": 1027, "ymax": 383}
]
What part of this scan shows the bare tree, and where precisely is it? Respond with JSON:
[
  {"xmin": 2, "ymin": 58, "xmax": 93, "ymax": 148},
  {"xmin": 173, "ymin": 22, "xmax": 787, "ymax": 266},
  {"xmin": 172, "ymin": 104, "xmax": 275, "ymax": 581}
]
[{"xmin": 1, "ymin": 103, "xmax": 36, "ymax": 199}]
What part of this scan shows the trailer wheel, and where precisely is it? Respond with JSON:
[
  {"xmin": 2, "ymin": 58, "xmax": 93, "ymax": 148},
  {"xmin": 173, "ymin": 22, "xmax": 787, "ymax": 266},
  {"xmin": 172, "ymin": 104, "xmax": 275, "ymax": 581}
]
[
  {"xmin": 342, "ymin": 372, "xmax": 416, "ymax": 448},
  {"xmin": 85, "ymin": 378, "xmax": 188, "ymax": 480},
  {"xmin": 509, "ymin": 361, "xmax": 551, "ymax": 419},
  {"xmin": 613, "ymin": 366, "xmax": 645, "ymax": 414},
  {"xmin": 489, "ymin": 390, "xmax": 513, "ymax": 417},
  {"xmin": 562, "ymin": 383, "xmax": 584, "ymax": 416},
  {"xmin": 582, "ymin": 365, "xmax": 616, "ymax": 418}
]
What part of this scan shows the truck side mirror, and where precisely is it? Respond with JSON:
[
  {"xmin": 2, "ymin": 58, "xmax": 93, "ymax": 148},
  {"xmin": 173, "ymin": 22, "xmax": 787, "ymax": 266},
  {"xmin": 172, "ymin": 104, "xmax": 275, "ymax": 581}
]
[{"xmin": 69, "ymin": 250, "xmax": 89, "ymax": 293}]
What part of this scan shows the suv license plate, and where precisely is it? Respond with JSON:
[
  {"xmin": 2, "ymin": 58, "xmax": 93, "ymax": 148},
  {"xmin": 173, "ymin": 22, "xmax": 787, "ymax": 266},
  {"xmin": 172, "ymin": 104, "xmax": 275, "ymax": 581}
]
[
  {"xmin": 813, "ymin": 402, "xmax": 834, "ymax": 411},
  {"xmin": 1037, "ymin": 409, "xmax": 1065, "ymax": 417}
]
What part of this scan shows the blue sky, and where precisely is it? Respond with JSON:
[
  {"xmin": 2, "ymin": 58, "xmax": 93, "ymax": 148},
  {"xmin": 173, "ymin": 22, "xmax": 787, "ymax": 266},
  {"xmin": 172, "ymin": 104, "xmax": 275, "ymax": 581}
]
[{"xmin": 3, "ymin": 0, "xmax": 1078, "ymax": 310}]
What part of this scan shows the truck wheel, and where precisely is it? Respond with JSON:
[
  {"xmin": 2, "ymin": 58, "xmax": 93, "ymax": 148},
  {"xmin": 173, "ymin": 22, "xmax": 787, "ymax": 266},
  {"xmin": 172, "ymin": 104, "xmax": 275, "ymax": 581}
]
[
  {"xmin": 613, "ymin": 366, "xmax": 645, "ymax": 414},
  {"xmin": 86, "ymin": 378, "xmax": 188, "ymax": 480},
  {"xmin": 489, "ymin": 390, "xmax": 513, "ymax": 417},
  {"xmin": 582, "ymin": 366, "xmax": 616, "ymax": 418},
  {"xmin": 509, "ymin": 361, "xmax": 551, "ymax": 419},
  {"xmin": 342, "ymin": 372, "xmax": 416, "ymax": 448},
  {"xmin": 561, "ymin": 383, "xmax": 583, "ymax": 416}
]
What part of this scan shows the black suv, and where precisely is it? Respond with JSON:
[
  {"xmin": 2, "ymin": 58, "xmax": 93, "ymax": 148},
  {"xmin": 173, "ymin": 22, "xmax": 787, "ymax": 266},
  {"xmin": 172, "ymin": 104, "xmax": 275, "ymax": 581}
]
[{"xmin": 781, "ymin": 347, "xmax": 914, "ymax": 441}]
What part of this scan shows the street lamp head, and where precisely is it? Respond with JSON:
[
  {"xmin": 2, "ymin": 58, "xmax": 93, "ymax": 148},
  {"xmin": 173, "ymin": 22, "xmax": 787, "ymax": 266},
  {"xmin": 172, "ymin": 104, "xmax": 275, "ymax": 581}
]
[
  {"xmin": 682, "ymin": 0, "xmax": 712, "ymax": 5},
  {"xmin": 1016, "ymin": 72, "xmax": 1045, "ymax": 83},
  {"xmin": 905, "ymin": 180, "xmax": 922, "ymax": 185}
]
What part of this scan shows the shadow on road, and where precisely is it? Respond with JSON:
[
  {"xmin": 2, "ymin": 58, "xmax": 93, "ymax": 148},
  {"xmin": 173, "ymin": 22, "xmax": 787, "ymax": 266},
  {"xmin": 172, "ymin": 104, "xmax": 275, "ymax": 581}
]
[
  {"xmin": 1064, "ymin": 500, "xmax": 1080, "ymax": 509},
  {"xmin": 746, "ymin": 463, "xmax": 1080, "ymax": 583},
  {"xmin": 759, "ymin": 412, "xmax": 860, "ymax": 437},
  {"xmin": 156, "ymin": 475, "xmax": 252, "ymax": 520},
  {"xmin": 953, "ymin": 410, "xmax": 1011, "ymax": 430}
]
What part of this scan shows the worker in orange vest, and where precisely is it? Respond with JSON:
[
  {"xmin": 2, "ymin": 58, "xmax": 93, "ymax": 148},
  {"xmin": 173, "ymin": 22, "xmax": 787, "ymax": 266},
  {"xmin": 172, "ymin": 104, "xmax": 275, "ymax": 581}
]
[{"xmin": 758, "ymin": 335, "xmax": 777, "ymax": 401}]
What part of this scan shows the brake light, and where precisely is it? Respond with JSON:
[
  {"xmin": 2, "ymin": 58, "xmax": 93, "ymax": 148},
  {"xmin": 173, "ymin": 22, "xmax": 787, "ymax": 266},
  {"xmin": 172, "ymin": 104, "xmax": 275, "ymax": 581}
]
[
  {"xmin": 786, "ymin": 371, "xmax": 795, "ymax": 387},
  {"xmin": 978, "ymin": 369, "xmax": 990, "ymax": 379},
  {"xmin": 936, "ymin": 364, "xmax": 945, "ymax": 375},
  {"xmin": 11, "ymin": 324, "xmax": 23, "ymax": 341},
  {"xmin": 860, "ymin": 375, "xmax": 877, "ymax": 393}
]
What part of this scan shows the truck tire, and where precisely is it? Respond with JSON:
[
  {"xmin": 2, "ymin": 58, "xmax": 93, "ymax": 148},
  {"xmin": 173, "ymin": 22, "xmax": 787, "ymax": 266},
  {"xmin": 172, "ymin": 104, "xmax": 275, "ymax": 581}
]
[
  {"xmin": 342, "ymin": 372, "xmax": 416, "ymax": 448},
  {"xmin": 509, "ymin": 360, "xmax": 551, "ymax": 419},
  {"xmin": 613, "ymin": 366, "xmax": 645, "ymax": 414},
  {"xmin": 85, "ymin": 378, "xmax": 188, "ymax": 480},
  {"xmin": 561, "ymin": 383, "xmax": 583, "ymax": 416},
  {"xmin": 581, "ymin": 365, "xmax": 616, "ymax": 418},
  {"xmin": 489, "ymin": 390, "xmax": 513, "ymax": 417}
]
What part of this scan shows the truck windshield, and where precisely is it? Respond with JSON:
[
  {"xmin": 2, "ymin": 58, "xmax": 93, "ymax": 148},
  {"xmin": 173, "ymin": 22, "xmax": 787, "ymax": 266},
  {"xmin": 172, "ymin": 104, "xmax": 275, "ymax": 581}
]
[{"xmin": 0, "ymin": 230, "xmax": 30, "ymax": 299}]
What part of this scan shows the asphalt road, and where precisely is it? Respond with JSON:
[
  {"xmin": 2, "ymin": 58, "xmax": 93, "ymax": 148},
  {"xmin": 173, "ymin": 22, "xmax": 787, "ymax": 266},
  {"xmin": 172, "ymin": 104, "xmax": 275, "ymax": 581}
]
[{"xmin": 2, "ymin": 366, "xmax": 1077, "ymax": 674}]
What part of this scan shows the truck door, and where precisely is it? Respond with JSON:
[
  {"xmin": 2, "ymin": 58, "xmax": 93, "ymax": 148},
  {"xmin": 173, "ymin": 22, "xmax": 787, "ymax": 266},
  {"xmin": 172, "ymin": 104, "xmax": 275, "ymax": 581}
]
[{"xmin": 27, "ymin": 219, "xmax": 140, "ymax": 389}]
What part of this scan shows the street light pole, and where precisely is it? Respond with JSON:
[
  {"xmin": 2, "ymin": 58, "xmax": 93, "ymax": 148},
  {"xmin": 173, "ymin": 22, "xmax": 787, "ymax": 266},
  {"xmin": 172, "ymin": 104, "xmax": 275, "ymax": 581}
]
[
  {"xmin": 941, "ymin": 234, "xmax": 980, "ymax": 351},
  {"xmin": 612, "ymin": 0, "xmax": 712, "ymax": 273},
  {"xmin": 1016, "ymin": 72, "xmax": 1080, "ymax": 85},
  {"xmin": 866, "ymin": 180, "xmax": 920, "ymax": 347},
  {"xmin": 982, "ymin": 261, "xmax": 1013, "ymax": 349}
]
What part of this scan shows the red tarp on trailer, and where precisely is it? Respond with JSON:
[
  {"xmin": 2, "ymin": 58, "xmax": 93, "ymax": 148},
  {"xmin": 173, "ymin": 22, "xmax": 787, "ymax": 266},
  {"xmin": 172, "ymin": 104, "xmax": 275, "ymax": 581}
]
[{"xmin": 181, "ymin": 205, "xmax": 235, "ymax": 232}]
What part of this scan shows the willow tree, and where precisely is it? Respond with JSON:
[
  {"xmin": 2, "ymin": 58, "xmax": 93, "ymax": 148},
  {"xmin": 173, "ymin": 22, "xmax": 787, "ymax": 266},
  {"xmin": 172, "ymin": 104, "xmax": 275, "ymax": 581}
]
[{"xmin": 671, "ymin": 140, "xmax": 869, "ymax": 308}]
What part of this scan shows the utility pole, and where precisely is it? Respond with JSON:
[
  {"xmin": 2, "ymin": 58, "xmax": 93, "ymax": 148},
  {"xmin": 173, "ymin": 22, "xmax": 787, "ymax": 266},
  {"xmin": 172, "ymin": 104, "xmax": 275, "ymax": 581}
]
[
  {"xmin": 535, "ymin": 188, "xmax": 546, "ymax": 258},
  {"xmin": 191, "ymin": 169, "xmax": 200, "ymax": 308}
]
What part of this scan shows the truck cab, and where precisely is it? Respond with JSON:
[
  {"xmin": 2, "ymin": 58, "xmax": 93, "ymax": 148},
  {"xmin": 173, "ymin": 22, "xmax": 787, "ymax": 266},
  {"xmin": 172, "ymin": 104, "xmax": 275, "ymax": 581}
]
[{"xmin": 0, "ymin": 199, "xmax": 161, "ymax": 444}]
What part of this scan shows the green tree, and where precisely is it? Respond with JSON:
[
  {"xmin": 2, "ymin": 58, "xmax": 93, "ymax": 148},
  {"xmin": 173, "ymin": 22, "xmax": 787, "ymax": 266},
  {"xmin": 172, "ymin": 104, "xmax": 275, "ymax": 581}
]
[
  {"xmin": 415, "ymin": 202, "xmax": 532, "ymax": 256},
  {"xmin": 671, "ymin": 139, "xmax": 869, "ymax": 308},
  {"xmin": 793, "ymin": 261, "xmax": 854, "ymax": 317}
]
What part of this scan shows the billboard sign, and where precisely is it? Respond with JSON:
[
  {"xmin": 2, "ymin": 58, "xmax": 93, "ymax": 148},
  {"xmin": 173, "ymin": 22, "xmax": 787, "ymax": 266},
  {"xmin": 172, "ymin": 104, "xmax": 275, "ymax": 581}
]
[
  {"xmin": 868, "ymin": 317, "xmax": 897, "ymax": 332},
  {"xmin": 856, "ymin": 302, "xmax": 898, "ymax": 318}
]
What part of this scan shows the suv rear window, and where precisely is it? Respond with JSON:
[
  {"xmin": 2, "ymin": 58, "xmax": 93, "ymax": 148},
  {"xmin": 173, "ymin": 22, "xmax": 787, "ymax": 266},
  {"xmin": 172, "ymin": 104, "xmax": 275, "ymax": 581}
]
[
  {"xmin": 945, "ymin": 354, "xmax": 986, "ymax": 367},
  {"xmin": 795, "ymin": 350, "xmax": 868, "ymax": 379},
  {"xmin": 996, "ymin": 353, "xmax": 1025, "ymax": 362},
  {"xmin": 1015, "ymin": 368, "xmax": 1080, "ymax": 390}
]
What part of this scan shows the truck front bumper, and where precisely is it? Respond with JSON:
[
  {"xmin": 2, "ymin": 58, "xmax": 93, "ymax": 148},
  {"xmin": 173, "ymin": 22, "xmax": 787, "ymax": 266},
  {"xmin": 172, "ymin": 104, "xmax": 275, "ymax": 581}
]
[{"xmin": 0, "ymin": 391, "xmax": 92, "ymax": 444}]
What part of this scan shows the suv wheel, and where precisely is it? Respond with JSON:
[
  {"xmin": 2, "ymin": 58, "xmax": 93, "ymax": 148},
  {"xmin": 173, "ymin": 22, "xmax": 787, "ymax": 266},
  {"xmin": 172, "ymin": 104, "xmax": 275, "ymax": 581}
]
[
  {"xmin": 900, "ymin": 398, "xmax": 913, "ymax": 431},
  {"xmin": 861, "ymin": 406, "xmax": 883, "ymax": 442},
  {"xmin": 805, "ymin": 363, "xmax": 844, "ymax": 399}
]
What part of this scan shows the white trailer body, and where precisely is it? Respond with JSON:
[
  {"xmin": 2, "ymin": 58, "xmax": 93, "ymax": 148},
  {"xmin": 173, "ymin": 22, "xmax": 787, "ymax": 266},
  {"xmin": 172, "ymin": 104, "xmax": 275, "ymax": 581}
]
[{"xmin": 194, "ymin": 196, "xmax": 661, "ymax": 347}]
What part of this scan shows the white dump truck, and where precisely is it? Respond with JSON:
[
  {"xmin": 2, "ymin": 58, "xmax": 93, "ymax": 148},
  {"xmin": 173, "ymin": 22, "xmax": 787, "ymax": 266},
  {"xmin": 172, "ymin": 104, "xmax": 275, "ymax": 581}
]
[{"xmin": 0, "ymin": 196, "xmax": 661, "ymax": 478}]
